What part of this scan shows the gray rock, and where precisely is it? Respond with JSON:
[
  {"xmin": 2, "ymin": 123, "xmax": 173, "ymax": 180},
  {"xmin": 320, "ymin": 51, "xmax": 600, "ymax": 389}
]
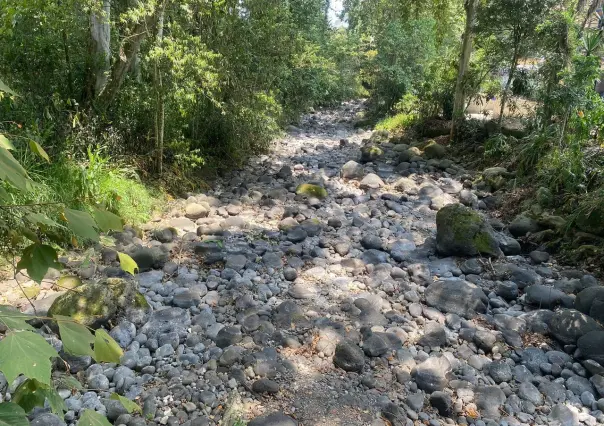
[
  {"xmin": 109, "ymin": 320, "xmax": 136, "ymax": 348},
  {"xmin": 360, "ymin": 249, "xmax": 388, "ymax": 265},
  {"xmin": 340, "ymin": 160, "xmax": 364, "ymax": 180},
  {"xmin": 424, "ymin": 279, "xmax": 488, "ymax": 318},
  {"xmin": 509, "ymin": 214, "xmax": 540, "ymax": 237},
  {"xmin": 578, "ymin": 330, "xmax": 604, "ymax": 365},
  {"xmin": 575, "ymin": 287, "xmax": 604, "ymax": 325},
  {"xmin": 359, "ymin": 173, "xmax": 384, "ymax": 189},
  {"xmin": 530, "ymin": 250, "xmax": 550, "ymax": 264},
  {"xmin": 488, "ymin": 360, "xmax": 513, "ymax": 383},
  {"xmin": 429, "ymin": 391, "xmax": 452, "ymax": 416},
  {"xmin": 104, "ymin": 398, "xmax": 129, "ymax": 421},
  {"xmin": 591, "ymin": 374, "xmax": 604, "ymax": 398},
  {"xmin": 548, "ymin": 403, "xmax": 578, "ymax": 426},
  {"xmin": 521, "ymin": 348, "xmax": 548, "ymax": 374},
  {"xmin": 418, "ymin": 322, "xmax": 447, "ymax": 347},
  {"xmin": 495, "ymin": 281, "xmax": 518, "ymax": 301},
  {"xmin": 518, "ymin": 382, "xmax": 543, "ymax": 405},
  {"xmin": 475, "ymin": 385, "xmax": 506, "ymax": 419},
  {"xmin": 252, "ymin": 379, "xmax": 280, "ymax": 394},
  {"xmin": 549, "ymin": 309, "xmax": 603, "ymax": 345},
  {"xmin": 525, "ymin": 285, "xmax": 569, "ymax": 309},
  {"xmin": 539, "ymin": 381, "xmax": 567, "ymax": 403},
  {"xmin": 566, "ymin": 375, "xmax": 595, "ymax": 396},
  {"xmin": 333, "ymin": 340, "xmax": 365, "ymax": 372},
  {"xmin": 215, "ymin": 326, "xmax": 242, "ymax": 348},
  {"xmin": 31, "ymin": 414, "xmax": 67, "ymax": 426},
  {"xmin": 412, "ymin": 356, "xmax": 451, "ymax": 393}
]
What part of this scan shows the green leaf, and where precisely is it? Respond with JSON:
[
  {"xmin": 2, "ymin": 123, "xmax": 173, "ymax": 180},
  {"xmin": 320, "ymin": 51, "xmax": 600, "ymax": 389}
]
[
  {"xmin": 55, "ymin": 315, "xmax": 95, "ymax": 357},
  {"xmin": 0, "ymin": 135, "xmax": 14, "ymax": 151},
  {"xmin": 0, "ymin": 331, "xmax": 58, "ymax": 386},
  {"xmin": 117, "ymin": 252, "xmax": 138, "ymax": 276},
  {"xmin": 78, "ymin": 409, "xmax": 113, "ymax": 426},
  {"xmin": 44, "ymin": 386, "xmax": 67, "ymax": 415},
  {"xmin": 0, "ymin": 306, "xmax": 35, "ymax": 331},
  {"xmin": 53, "ymin": 374, "xmax": 83, "ymax": 391},
  {"xmin": 28, "ymin": 140, "xmax": 50, "ymax": 163},
  {"xmin": 94, "ymin": 329, "xmax": 123, "ymax": 363},
  {"xmin": 0, "ymin": 147, "xmax": 30, "ymax": 191},
  {"xmin": 0, "ymin": 402, "xmax": 28, "ymax": 426},
  {"xmin": 12, "ymin": 378, "xmax": 65, "ymax": 414},
  {"xmin": 92, "ymin": 207, "xmax": 123, "ymax": 232},
  {"xmin": 25, "ymin": 212, "xmax": 60, "ymax": 227},
  {"xmin": 0, "ymin": 80, "xmax": 17, "ymax": 96},
  {"xmin": 18, "ymin": 226, "xmax": 40, "ymax": 243},
  {"xmin": 0, "ymin": 186, "xmax": 9, "ymax": 201},
  {"xmin": 110, "ymin": 393, "xmax": 141, "ymax": 414},
  {"xmin": 64, "ymin": 208, "xmax": 99, "ymax": 242},
  {"xmin": 16, "ymin": 243, "xmax": 62, "ymax": 284}
]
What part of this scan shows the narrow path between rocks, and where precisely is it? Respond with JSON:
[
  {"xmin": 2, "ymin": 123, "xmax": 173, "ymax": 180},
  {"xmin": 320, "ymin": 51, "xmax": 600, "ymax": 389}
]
[{"xmin": 18, "ymin": 101, "xmax": 604, "ymax": 426}]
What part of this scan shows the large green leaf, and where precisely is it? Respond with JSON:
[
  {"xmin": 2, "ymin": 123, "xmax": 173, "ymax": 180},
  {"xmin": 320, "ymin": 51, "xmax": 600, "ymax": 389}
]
[
  {"xmin": 78, "ymin": 409, "xmax": 112, "ymax": 426},
  {"xmin": 0, "ymin": 306, "xmax": 35, "ymax": 331},
  {"xmin": 117, "ymin": 252, "xmax": 138, "ymax": 276},
  {"xmin": 55, "ymin": 315, "xmax": 94, "ymax": 357},
  {"xmin": 0, "ymin": 147, "xmax": 29, "ymax": 191},
  {"xmin": 94, "ymin": 329, "xmax": 123, "ymax": 363},
  {"xmin": 0, "ymin": 80, "xmax": 17, "ymax": 96},
  {"xmin": 0, "ymin": 135, "xmax": 13, "ymax": 150},
  {"xmin": 25, "ymin": 212, "xmax": 60, "ymax": 227},
  {"xmin": 0, "ymin": 402, "xmax": 28, "ymax": 426},
  {"xmin": 16, "ymin": 243, "xmax": 62, "ymax": 283},
  {"xmin": 0, "ymin": 331, "xmax": 58, "ymax": 386},
  {"xmin": 64, "ymin": 208, "xmax": 99, "ymax": 242},
  {"xmin": 92, "ymin": 207, "xmax": 123, "ymax": 232},
  {"xmin": 0, "ymin": 186, "xmax": 9, "ymax": 201},
  {"xmin": 28, "ymin": 140, "xmax": 50, "ymax": 163},
  {"xmin": 110, "ymin": 393, "xmax": 141, "ymax": 413},
  {"xmin": 12, "ymin": 378, "xmax": 65, "ymax": 415}
]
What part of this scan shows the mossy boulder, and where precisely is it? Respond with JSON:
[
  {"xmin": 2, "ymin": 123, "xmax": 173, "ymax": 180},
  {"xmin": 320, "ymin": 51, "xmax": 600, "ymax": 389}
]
[
  {"xmin": 576, "ymin": 205, "xmax": 604, "ymax": 237},
  {"xmin": 423, "ymin": 140, "xmax": 446, "ymax": 159},
  {"xmin": 48, "ymin": 278, "xmax": 148, "ymax": 328},
  {"xmin": 56, "ymin": 275, "xmax": 82, "ymax": 290},
  {"xmin": 399, "ymin": 147, "xmax": 422, "ymax": 163},
  {"xmin": 360, "ymin": 145, "xmax": 384, "ymax": 163},
  {"xmin": 295, "ymin": 184, "xmax": 328, "ymax": 199},
  {"xmin": 436, "ymin": 204, "xmax": 502, "ymax": 257}
]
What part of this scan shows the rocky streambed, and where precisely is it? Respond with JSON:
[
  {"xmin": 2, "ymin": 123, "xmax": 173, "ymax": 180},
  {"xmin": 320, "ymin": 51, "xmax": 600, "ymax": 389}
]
[{"xmin": 4, "ymin": 100, "xmax": 604, "ymax": 426}]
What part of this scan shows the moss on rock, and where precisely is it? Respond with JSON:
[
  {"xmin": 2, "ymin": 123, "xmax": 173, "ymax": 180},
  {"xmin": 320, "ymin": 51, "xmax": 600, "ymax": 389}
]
[
  {"xmin": 436, "ymin": 204, "xmax": 502, "ymax": 257},
  {"xmin": 423, "ymin": 140, "xmax": 446, "ymax": 159},
  {"xmin": 48, "ymin": 278, "xmax": 148, "ymax": 328},
  {"xmin": 295, "ymin": 184, "xmax": 328, "ymax": 199}
]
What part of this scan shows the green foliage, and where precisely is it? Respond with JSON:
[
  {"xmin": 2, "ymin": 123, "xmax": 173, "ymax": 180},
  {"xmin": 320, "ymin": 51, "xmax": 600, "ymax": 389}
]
[
  {"xmin": 94, "ymin": 329, "xmax": 123, "ymax": 363},
  {"xmin": 13, "ymin": 378, "xmax": 66, "ymax": 415},
  {"xmin": 0, "ymin": 331, "xmax": 58, "ymax": 385},
  {"xmin": 110, "ymin": 393, "xmax": 141, "ymax": 414},
  {"xmin": 0, "ymin": 402, "xmax": 28, "ymax": 426},
  {"xmin": 78, "ymin": 409, "xmax": 113, "ymax": 426},
  {"xmin": 375, "ymin": 113, "xmax": 418, "ymax": 132},
  {"xmin": 56, "ymin": 315, "xmax": 95, "ymax": 357},
  {"xmin": 118, "ymin": 252, "xmax": 139, "ymax": 276}
]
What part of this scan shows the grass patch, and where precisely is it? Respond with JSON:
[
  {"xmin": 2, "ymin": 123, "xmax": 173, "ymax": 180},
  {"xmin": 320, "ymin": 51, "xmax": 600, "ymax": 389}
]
[{"xmin": 375, "ymin": 113, "xmax": 417, "ymax": 132}]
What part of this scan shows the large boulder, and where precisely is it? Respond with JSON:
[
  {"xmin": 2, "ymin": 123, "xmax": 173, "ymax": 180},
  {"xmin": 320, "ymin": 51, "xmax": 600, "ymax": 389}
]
[
  {"xmin": 548, "ymin": 309, "xmax": 603, "ymax": 345},
  {"xmin": 360, "ymin": 145, "xmax": 384, "ymax": 163},
  {"xmin": 48, "ymin": 278, "xmax": 148, "ymax": 328},
  {"xmin": 575, "ymin": 205, "xmax": 604, "ymax": 236},
  {"xmin": 575, "ymin": 287, "xmax": 604, "ymax": 325},
  {"xmin": 435, "ymin": 204, "xmax": 502, "ymax": 257},
  {"xmin": 508, "ymin": 214, "xmax": 541, "ymax": 238},
  {"xmin": 423, "ymin": 140, "xmax": 446, "ymax": 159},
  {"xmin": 578, "ymin": 331, "xmax": 604, "ymax": 365},
  {"xmin": 425, "ymin": 279, "xmax": 488, "ymax": 319},
  {"xmin": 524, "ymin": 285, "xmax": 571, "ymax": 309}
]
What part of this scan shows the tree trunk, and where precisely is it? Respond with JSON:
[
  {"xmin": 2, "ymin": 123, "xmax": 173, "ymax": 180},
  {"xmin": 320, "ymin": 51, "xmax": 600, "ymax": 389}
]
[
  {"xmin": 498, "ymin": 52, "xmax": 519, "ymax": 126},
  {"xmin": 90, "ymin": 0, "xmax": 111, "ymax": 95},
  {"xmin": 154, "ymin": 1, "xmax": 166, "ymax": 175},
  {"xmin": 581, "ymin": 0, "xmax": 601, "ymax": 31},
  {"xmin": 450, "ymin": 0, "xmax": 478, "ymax": 141},
  {"xmin": 95, "ymin": 11, "xmax": 158, "ymax": 112}
]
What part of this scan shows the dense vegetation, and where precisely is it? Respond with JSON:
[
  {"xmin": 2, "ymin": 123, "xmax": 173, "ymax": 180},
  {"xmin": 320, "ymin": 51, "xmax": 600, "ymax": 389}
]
[{"xmin": 2, "ymin": 0, "xmax": 604, "ymax": 421}]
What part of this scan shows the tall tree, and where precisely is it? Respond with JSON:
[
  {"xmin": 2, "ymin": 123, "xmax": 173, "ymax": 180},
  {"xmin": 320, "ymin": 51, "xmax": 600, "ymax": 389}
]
[
  {"xmin": 90, "ymin": 0, "xmax": 111, "ymax": 95},
  {"xmin": 451, "ymin": 0, "xmax": 478, "ymax": 140}
]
